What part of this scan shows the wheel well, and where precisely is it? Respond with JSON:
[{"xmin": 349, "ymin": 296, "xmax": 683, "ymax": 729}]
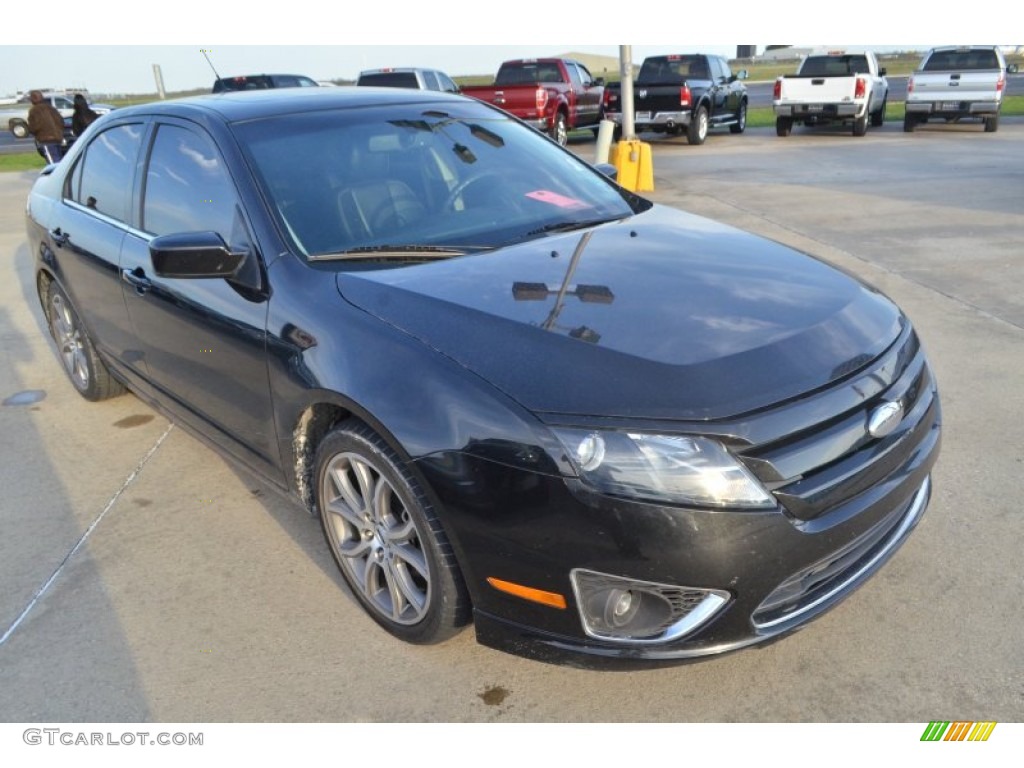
[
  {"xmin": 292, "ymin": 402, "xmax": 352, "ymax": 514},
  {"xmin": 37, "ymin": 269, "xmax": 53, "ymax": 310}
]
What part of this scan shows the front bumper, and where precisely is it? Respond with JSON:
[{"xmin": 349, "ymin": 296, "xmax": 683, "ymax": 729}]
[{"xmin": 416, "ymin": 404, "xmax": 939, "ymax": 662}]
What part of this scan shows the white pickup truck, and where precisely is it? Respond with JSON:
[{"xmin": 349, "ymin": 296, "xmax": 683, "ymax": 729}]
[
  {"xmin": 773, "ymin": 52, "xmax": 889, "ymax": 137},
  {"xmin": 904, "ymin": 46, "xmax": 1018, "ymax": 133}
]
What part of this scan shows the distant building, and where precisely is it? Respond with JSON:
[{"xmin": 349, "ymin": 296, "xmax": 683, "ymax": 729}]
[{"xmin": 736, "ymin": 46, "xmax": 757, "ymax": 59}]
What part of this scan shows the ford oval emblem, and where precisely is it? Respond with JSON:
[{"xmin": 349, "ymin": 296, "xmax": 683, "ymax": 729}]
[{"xmin": 867, "ymin": 401, "xmax": 903, "ymax": 438}]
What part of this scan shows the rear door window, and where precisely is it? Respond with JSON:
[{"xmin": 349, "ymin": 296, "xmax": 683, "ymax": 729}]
[{"xmin": 68, "ymin": 123, "xmax": 146, "ymax": 221}]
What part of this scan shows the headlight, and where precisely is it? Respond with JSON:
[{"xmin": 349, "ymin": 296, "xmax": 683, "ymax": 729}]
[{"xmin": 552, "ymin": 429, "xmax": 775, "ymax": 509}]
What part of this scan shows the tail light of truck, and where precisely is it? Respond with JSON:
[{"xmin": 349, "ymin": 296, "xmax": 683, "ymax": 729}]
[
  {"xmin": 854, "ymin": 77, "xmax": 867, "ymax": 99},
  {"xmin": 907, "ymin": 76, "xmax": 915, "ymax": 95},
  {"xmin": 996, "ymin": 73, "xmax": 1006, "ymax": 93},
  {"xmin": 535, "ymin": 87, "xmax": 549, "ymax": 113},
  {"xmin": 773, "ymin": 78, "xmax": 782, "ymax": 100},
  {"xmin": 679, "ymin": 85, "xmax": 692, "ymax": 107}
]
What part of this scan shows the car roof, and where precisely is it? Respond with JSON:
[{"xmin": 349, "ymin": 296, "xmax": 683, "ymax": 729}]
[{"xmin": 103, "ymin": 87, "xmax": 473, "ymax": 123}]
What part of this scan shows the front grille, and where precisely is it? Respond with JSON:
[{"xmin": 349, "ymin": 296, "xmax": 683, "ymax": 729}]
[{"xmin": 738, "ymin": 325, "xmax": 937, "ymax": 522}]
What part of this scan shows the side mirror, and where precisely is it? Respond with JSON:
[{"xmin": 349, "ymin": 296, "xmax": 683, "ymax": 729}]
[
  {"xmin": 736, "ymin": 69, "xmax": 749, "ymax": 81},
  {"xmin": 1008, "ymin": 64, "xmax": 1019, "ymax": 74},
  {"xmin": 879, "ymin": 67, "xmax": 887, "ymax": 76},
  {"xmin": 149, "ymin": 231, "xmax": 246, "ymax": 279},
  {"xmin": 593, "ymin": 77, "xmax": 606, "ymax": 87}
]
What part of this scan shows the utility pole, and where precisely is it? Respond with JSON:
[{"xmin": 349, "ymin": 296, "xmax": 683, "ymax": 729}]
[{"xmin": 152, "ymin": 65, "xmax": 167, "ymax": 100}]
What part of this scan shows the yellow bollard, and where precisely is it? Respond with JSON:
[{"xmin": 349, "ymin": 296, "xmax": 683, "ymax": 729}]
[{"xmin": 610, "ymin": 139, "xmax": 654, "ymax": 192}]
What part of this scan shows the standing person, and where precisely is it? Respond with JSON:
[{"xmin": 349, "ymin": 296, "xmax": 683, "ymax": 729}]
[
  {"xmin": 71, "ymin": 93, "xmax": 99, "ymax": 137},
  {"xmin": 27, "ymin": 90, "xmax": 66, "ymax": 163}
]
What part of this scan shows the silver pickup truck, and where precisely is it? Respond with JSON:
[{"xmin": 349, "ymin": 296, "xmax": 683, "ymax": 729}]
[{"xmin": 905, "ymin": 46, "xmax": 1018, "ymax": 133}]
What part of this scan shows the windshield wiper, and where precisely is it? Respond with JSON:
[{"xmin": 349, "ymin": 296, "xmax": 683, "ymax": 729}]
[
  {"xmin": 524, "ymin": 216, "xmax": 626, "ymax": 238},
  {"xmin": 308, "ymin": 244, "xmax": 491, "ymax": 262}
]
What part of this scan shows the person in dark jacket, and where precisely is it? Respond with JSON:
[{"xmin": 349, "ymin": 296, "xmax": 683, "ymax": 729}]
[
  {"xmin": 71, "ymin": 93, "xmax": 99, "ymax": 137},
  {"xmin": 27, "ymin": 90, "xmax": 66, "ymax": 163}
]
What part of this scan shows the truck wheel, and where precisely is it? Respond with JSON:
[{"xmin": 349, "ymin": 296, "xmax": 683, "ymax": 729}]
[
  {"xmin": 871, "ymin": 98, "xmax": 887, "ymax": 127},
  {"xmin": 550, "ymin": 112, "xmax": 568, "ymax": 146},
  {"xmin": 10, "ymin": 120, "xmax": 29, "ymax": 139},
  {"xmin": 903, "ymin": 115, "xmax": 917, "ymax": 133},
  {"xmin": 775, "ymin": 117, "xmax": 792, "ymax": 137},
  {"xmin": 984, "ymin": 115, "xmax": 999, "ymax": 133},
  {"xmin": 687, "ymin": 106, "xmax": 709, "ymax": 145},
  {"xmin": 730, "ymin": 101, "xmax": 747, "ymax": 134},
  {"xmin": 852, "ymin": 114, "xmax": 868, "ymax": 137}
]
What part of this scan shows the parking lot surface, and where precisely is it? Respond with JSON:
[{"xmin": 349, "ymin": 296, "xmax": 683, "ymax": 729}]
[{"xmin": 1, "ymin": 120, "xmax": 1022, "ymax": 722}]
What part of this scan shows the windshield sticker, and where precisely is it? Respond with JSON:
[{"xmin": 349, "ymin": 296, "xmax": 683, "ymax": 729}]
[{"xmin": 526, "ymin": 190, "xmax": 590, "ymax": 209}]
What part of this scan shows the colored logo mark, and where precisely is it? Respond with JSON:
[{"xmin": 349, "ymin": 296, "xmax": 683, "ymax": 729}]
[{"xmin": 921, "ymin": 721, "xmax": 997, "ymax": 741}]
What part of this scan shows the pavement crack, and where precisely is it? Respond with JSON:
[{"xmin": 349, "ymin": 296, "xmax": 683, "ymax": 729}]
[{"xmin": 0, "ymin": 424, "xmax": 174, "ymax": 647}]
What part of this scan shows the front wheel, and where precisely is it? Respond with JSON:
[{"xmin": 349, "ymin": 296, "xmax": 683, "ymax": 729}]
[
  {"xmin": 729, "ymin": 101, "xmax": 747, "ymax": 134},
  {"xmin": 687, "ymin": 106, "xmax": 709, "ymax": 145},
  {"xmin": 903, "ymin": 115, "xmax": 918, "ymax": 132},
  {"xmin": 45, "ymin": 281, "xmax": 125, "ymax": 401},
  {"xmin": 776, "ymin": 116, "xmax": 793, "ymax": 137},
  {"xmin": 10, "ymin": 120, "xmax": 28, "ymax": 139},
  {"xmin": 550, "ymin": 112, "xmax": 568, "ymax": 146},
  {"xmin": 315, "ymin": 420, "xmax": 470, "ymax": 644}
]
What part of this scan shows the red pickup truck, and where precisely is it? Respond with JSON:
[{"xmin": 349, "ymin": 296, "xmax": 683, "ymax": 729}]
[{"xmin": 461, "ymin": 58, "xmax": 605, "ymax": 146}]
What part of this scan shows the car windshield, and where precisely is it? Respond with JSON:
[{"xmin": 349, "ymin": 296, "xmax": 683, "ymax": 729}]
[{"xmin": 234, "ymin": 101, "xmax": 646, "ymax": 260}]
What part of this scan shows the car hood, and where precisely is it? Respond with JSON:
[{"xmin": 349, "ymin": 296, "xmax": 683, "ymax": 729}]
[{"xmin": 336, "ymin": 206, "xmax": 903, "ymax": 421}]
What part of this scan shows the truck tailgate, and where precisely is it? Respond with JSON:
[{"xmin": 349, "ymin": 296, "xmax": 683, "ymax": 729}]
[
  {"xmin": 778, "ymin": 76, "xmax": 857, "ymax": 103},
  {"xmin": 910, "ymin": 71, "xmax": 1002, "ymax": 102}
]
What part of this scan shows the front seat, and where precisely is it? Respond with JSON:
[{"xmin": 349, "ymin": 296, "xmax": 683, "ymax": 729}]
[{"xmin": 337, "ymin": 180, "xmax": 426, "ymax": 243}]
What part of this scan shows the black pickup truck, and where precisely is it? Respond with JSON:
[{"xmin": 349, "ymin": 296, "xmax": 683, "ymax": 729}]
[{"xmin": 604, "ymin": 54, "xmax": 748, "ymax": 145}]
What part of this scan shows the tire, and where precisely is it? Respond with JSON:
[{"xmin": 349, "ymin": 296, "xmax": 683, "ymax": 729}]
[
  {"xmin": 775, "ymin": 116, "xmax": 793, "ymax": 137},
  {"xmin": 903, "ymin": 115, "xmax": 917, "ymax": 133},
  {"xmin": 871, "ymin": 98, "xmax": 887, "ymax": 127},
  {"xmin": 550, "ymin": 112, "xmax": 568, "ymax": 146},
  {"xmin": 984, "ymin": 114, "xmax": 999, "ymax": 133},
  {"xmin": 45, "ymin": 281, "xmax": 125, "ymax": 401},
  {"xmin": 852, "ymin": 113, "xmax": 868, "ymax": 137},
  {"xmin": 687, "ymin": 106, "xmax": 709, "ymax": 145},
  {"xmin": 315, "ymin": 419, "xmax": 470, "ymax": 644},
  {"xmin": 729, "ymin": 101, "xmax": 747, "ymax": 134},
  {"xmin": 11, "ymin": 120, "xmax": 28, "ymax": 139}
]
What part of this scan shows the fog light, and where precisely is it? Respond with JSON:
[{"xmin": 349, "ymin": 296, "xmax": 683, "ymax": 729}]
[
  {"xmin": 606, "ymin": 589, "xmax": 639, "ymax": 627},
  {"xmin": 571, "ymin": 568, "xmax": 730, "ymax": 644}
]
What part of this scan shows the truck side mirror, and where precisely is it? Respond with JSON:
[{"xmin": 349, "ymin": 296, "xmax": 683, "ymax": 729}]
[
  {"xmin": 735, "ymin": 69, "xmax": 749, "ymax": 81},
  {"xmin": 879, "ymin": 67, "xmax": 887, "ymax": 76},
  {"xmin": 593, "ymin": 77, "xmax": 605, "ymax": 87},
  {"xmin": 1009, "ymin": 64, "xmax": 1020, "ymax": 74}
]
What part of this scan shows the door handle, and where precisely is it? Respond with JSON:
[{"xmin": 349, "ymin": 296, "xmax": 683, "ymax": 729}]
[
  {"xmin": 121, "ymin": 267, "xmax": 152, "ymax": 293},
  {"xmin": 50, "ymin": 228, "xmax": 70, "ymax": 248}
]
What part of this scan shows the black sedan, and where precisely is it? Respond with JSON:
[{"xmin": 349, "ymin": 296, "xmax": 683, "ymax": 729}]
[{"xmin": 25, "ymin": 88, "xmax": 940, "ymax": 663}]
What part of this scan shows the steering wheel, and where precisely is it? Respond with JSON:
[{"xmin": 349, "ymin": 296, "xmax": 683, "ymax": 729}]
[{"xmin": 443, "ymin": 171, "xmax": 509, "ymax": 211}]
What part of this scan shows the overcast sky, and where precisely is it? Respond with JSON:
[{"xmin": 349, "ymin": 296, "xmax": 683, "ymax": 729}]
[{"xmin": 1, "ymin": 3, "xmax": 1003, "ymax": 97}]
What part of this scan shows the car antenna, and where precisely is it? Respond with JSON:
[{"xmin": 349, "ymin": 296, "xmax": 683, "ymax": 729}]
[{"xmin": 200, "ymin": 49, "xmax": 222, "ymax": 80}]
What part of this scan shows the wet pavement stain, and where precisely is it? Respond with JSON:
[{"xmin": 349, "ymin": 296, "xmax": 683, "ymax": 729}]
[
  {"xmin": 113, "ymin": 414, "xmax": 155, "ymax": 429},
  {"xmin": 133, "ymin": 499, "xmax": 152, "ymax": 507},
  {"xmin": 478, "ymin": 685, "xmax": 510, "ymax": 706},
  {"xmin": 2, "ymin": 390, "xmax": 46, "ymax": 406}
]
